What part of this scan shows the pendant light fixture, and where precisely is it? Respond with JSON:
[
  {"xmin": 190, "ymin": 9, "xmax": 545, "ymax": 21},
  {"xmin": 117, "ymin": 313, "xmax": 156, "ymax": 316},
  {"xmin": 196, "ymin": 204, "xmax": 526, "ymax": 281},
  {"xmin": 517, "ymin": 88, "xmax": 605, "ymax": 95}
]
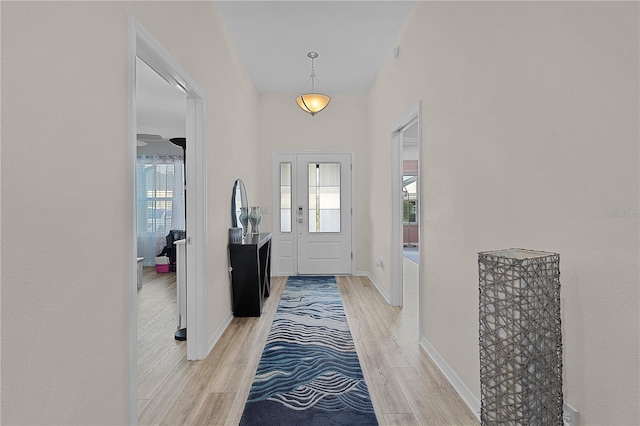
[{"xmin": 296, "ymin": 52, "xmax": 331, "ymax": 116}]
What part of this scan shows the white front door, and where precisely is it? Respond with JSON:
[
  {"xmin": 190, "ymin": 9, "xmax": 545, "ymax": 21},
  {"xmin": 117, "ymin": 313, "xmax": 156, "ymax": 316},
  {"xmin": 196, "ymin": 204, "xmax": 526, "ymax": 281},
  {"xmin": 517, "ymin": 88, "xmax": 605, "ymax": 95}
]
[{"xmin": 272, "ymin": 152, "xmax": 353, "ymax": 275}]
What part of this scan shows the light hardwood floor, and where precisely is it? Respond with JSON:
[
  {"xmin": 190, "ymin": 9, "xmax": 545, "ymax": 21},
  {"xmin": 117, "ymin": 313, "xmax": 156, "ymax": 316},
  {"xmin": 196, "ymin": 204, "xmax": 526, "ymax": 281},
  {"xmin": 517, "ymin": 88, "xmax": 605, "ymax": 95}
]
[{"xmin": 137, "ymin": 267, "xmax": 479, "ymax": 425}]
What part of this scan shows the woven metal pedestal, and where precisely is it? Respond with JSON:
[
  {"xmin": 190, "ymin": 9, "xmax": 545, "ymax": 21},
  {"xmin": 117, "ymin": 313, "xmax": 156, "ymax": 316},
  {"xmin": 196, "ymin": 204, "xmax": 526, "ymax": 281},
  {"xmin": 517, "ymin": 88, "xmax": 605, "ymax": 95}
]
[{"xmin": 478, "ymin": 249, "xmax": 563, "ymax": 425}]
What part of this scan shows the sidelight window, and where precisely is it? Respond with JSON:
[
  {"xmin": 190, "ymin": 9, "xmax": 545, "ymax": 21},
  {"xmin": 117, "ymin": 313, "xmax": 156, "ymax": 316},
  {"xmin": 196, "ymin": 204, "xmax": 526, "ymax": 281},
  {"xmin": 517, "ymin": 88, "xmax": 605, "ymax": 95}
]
[{"xmin": 280, "ymin": 162, "xmax": 292, "ymax": 233}]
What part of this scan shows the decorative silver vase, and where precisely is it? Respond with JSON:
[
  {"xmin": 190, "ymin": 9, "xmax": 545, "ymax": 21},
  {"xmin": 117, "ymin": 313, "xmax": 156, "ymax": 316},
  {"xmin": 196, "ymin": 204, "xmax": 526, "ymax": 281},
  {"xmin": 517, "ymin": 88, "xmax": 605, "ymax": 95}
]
[
  {"xmin": 239, "ymin": 207, "xmax": 249, "ymax": 236},
  {"xmin": 248, "ymin": 206, "xmax": 262, "ymax": 235}
]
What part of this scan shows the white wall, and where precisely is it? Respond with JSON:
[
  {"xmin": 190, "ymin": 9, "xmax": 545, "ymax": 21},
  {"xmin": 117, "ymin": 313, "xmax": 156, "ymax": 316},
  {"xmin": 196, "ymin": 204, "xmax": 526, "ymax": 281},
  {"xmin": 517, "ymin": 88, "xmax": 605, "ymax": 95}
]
[
  {"xmin": 368, "ymin": 2, "xmax": 639, "ymax": 424},
  {"xmin": 1, "ymin": 2, "xmax": 258, "ymax": 424}
]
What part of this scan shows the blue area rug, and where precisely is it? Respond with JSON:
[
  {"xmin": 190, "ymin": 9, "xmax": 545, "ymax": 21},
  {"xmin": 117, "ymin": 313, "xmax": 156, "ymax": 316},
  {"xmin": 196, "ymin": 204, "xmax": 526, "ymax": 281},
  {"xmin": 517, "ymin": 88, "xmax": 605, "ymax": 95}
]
[{"xmin": 240, "ymin": 276, "xmax": 378, "ymax": 426}]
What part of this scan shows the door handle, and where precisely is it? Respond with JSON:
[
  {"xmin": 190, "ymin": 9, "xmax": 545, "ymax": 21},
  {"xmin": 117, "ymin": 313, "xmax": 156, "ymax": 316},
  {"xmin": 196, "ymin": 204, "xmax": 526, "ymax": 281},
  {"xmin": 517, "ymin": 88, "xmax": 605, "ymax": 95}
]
[{"xmin": 298, "ymin": 206, "xmax": 303, "ymax": 216}]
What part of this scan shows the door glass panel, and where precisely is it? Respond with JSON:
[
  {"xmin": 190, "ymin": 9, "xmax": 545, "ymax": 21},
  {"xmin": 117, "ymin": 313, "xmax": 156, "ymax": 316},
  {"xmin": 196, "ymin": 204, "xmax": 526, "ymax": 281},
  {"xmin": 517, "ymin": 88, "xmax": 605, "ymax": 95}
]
[
  {"xmin": 319, "ymin": 187, "xmax": 340, "ymax": 208},
  {"xmin": 319, "ymin": 210, "xmax": 340, "ymax": 232},
  {"xmin": 308, "ymin": 163, "xmax": 341, "ymax": 233},
  {"xmin": 280, "ymin": 163, "xmax": 292, "ymax": 232},
  {"xmin": 319, "ymin": 163, "xmax": 340, "ymax": 185}
]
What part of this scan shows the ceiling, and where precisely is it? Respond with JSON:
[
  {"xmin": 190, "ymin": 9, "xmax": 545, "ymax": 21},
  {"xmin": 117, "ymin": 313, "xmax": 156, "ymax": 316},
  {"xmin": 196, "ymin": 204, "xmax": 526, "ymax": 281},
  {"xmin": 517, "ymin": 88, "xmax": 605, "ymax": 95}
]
[
  {"xmin": 136, "ymin": 57, "xmax": 186, "ymax": 139},
  {"xmin": 215, "ymin": 1, "xmax": 414, "ymax": 94},
  {"xmin": 137, "ymin": 1, "xmax": 414, "ymax": 141},
  {"xmin": 136, "ymin": 57, "xmax": 187, "ymax": 145}
]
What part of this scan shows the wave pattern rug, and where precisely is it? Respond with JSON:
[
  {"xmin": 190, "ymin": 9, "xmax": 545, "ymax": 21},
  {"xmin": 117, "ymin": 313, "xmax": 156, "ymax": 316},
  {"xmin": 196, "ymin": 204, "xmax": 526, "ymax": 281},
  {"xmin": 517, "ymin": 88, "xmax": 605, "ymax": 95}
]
[{"xmin": 239, "ymin": 275, "xmax": 378, "ymax": 425}]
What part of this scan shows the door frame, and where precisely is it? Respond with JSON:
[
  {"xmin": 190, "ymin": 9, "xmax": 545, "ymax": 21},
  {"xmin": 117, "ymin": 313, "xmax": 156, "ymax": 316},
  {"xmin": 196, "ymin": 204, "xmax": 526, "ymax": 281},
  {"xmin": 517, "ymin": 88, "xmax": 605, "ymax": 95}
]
[
  {"xmin": 390, "ymin": 102, "xmax": 421, "ymax": 317},
  {"xmin": 271, "ymin": 151, "xmax": 356, "ymax": 276},
  {"xmin": 128, "ymin": 17, "xmax": 208, "ymax": 424}
]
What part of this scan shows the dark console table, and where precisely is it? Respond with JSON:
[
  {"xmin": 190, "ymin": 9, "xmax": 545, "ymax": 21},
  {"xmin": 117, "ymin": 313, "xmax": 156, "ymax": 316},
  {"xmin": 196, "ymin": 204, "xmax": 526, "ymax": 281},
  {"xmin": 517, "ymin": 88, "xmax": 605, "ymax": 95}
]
[{"xmin": 228, "ymin": 233, "xmax": 271, "ymax": 317}]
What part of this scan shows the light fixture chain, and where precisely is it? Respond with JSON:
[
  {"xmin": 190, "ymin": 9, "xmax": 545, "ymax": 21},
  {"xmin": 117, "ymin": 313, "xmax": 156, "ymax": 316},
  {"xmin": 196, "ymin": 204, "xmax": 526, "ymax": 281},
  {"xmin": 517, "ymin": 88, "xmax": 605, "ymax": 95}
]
[{"xmin": 310, "ymin": 56, "xmax": 316, "ymax": 92}]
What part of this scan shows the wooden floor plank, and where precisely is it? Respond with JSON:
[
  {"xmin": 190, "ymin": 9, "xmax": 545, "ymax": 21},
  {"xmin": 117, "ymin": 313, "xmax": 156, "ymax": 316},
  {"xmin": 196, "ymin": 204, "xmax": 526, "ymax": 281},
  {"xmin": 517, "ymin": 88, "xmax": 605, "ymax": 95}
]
[
  {"xmin": 137, "ymin": 271, "xmax": 478, "ymax": 425},
  {"xmin": 192, "ymin": 392, "xmax": 236, "ymax": 426},
  {"xmin": 383, "ymin": 412, "xmax": 421, "ymax": 426}
]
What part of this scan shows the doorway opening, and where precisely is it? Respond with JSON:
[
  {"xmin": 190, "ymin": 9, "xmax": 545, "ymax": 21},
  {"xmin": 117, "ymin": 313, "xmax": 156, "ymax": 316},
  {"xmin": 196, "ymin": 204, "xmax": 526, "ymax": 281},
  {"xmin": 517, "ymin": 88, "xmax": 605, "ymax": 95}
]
[
  {"xmin": 129, "ymin": 17, "xmax": 208, "ymax": 423},
  {"xmin": 134, "ymin": 55, "xmax": 188, "ymax": 418},
  {"xmin": 401, "ymin": 122, "xmax": 419, "ymax": 327},
  {"xmin": 390, "ymin": 103, "xmax": 421, "ymax": 335},
  {"xmin": 135, "ymin": 54, "xmax": 186, "ymax": 299}
]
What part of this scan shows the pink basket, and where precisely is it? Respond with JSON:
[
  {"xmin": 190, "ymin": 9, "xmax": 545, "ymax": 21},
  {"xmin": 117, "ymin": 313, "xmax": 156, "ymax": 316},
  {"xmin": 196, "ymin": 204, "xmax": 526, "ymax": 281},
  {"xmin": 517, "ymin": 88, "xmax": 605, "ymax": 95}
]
[{"xmin": 156, "ymin": 264, "xmax": 170, "ymax": 273}]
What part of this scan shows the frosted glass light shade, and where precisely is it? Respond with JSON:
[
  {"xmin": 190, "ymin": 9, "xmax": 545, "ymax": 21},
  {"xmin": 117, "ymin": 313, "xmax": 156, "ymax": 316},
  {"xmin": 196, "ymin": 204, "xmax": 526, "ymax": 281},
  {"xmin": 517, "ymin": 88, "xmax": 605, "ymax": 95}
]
[{"xmin": 296, "ymin": 93, "xmax": 331, "ymax": 116}]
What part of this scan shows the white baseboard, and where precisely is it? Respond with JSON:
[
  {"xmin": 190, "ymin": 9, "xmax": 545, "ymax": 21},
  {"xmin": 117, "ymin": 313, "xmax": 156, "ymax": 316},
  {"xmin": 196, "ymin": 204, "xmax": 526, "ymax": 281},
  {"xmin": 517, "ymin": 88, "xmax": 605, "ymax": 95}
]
[
  {"xmin": 563, "ymin": 401, "xmax": 579, "ymax": 425},
  {"xmin": 419, "ymin": 336, "xmax": 481, "ymax": 420},
  {"xmin": 206, "ymin": 312, "xmax": 234, "ymax": 356},
  {"xmin": 419, "ymin": 336, "xmax": 579, "ymax": 424},
  {"xmin": 357, "ymin": 271, "xmax": 478, "ymax": 419},
  {"xmin": 355, "ymin": 270, "xmax": 390, "ymax": 304},
  {"xmin": 353, "ymin": 272, "xmax": 574, "ymax": 425}
]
